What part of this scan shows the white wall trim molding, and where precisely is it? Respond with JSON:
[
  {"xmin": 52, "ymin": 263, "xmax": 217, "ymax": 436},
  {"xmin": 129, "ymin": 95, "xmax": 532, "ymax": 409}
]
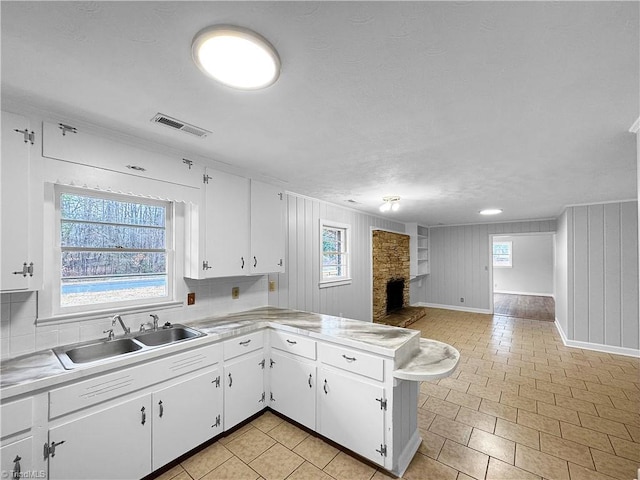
[
  {"xmin": 428, "ymin": 218, "xmax": 557, "ymax": 229},
  {"xmin": 554, "ymin": 320, "xmax": 640, "ymax": 358},
  {"xmin": 563, "ymin": 199, "xmax": 637, "ymax": 209},
  {"xmin": 629, "ymin": 116, "xmax": 640, "ymax": 133},
  {"xmin": 416, "ymin": 302, "xmax": 492, "ymax": 314},
  {"xmin": 494, "ymin": 290, "xmax": 554, "ymax": 297}
]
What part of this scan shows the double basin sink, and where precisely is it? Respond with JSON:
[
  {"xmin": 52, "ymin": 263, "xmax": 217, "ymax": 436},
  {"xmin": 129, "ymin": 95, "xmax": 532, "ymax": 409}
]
[{"xmin": 53, "ymin": 324, "xmax": 206, "ymax": 370}]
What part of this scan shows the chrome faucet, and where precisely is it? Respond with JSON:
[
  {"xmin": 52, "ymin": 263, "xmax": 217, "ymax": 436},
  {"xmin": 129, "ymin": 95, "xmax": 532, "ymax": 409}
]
[
  {"xmin": 112, "ymin": 314, "xmax": 131, "ymax": 335},
  {"xmin": 150, "ymin": 314, "xmax": 159, "ymax": 331}
]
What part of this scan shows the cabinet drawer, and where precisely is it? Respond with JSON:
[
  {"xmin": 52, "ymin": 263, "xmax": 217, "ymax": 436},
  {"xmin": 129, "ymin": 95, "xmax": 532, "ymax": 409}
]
[
  {"xmin": 319, "ymin": 343, "xmax": 384, "ymax": 381},
  {"xmin": 224, "ymin": 331, "xmax": 264, "ymax": 360},
  {"xmin": 270, "ymin": 331, "xmax": 316, "ymax": 360},
  {"xmin": 0, "ymin": 397, "xmax": 32, "ymax": 439}
]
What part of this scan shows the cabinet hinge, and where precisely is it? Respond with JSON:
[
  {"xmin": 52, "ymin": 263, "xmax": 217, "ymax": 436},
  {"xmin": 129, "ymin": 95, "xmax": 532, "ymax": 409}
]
[
  {"xmin": 376, "ymin": 444, "xmax": 387, "ymax": 457},
  {"xmin": 12, "ymin": 262, "xmax": 34, "ymax": 278},
  {"xmin": 269, "ymin": 358, "xmax": 275, "ymax": 368},
  {"xmin": 202, "ymin": 260, "xmax": 212, "ymax": 270},
  {"xmin": 277, "ymin": 259, "xmax": 283, "ymax": 267},
  {"xmin": 259, "ymin": 392, "xmax": 266, "ymax": 403},
  {"xmin": 43, "ymin": 440, "xmax": 66, "ymax": 459},
  {"xmin": 14, "ymin": 128, "xmax": 35, "ymax": 145},
  {"xmin": 212, "ymin": 414, "xmax": 221, "ymax": 428},
  {"xmin": 212, "ymin": 376, "xmax": 220, "ymax": 388},
  {"xmin": 270, "ymin": 392, "xmax": 275, "ymax": 402},
  {"xmin": 376, "ymin": 397, "xmax": 387, "ymax": 410},
  {"xmin": 183, "ymin": 158, "xmax": 193, "ymax": 169},
  {"xmin": 58, "ymin": 123, "xmax": 77, "ymax": 136},
  {"xmin": 259, "ymin": 359, "xmax": 266, "ymax": 369},
  {"xmin": 203, "ymin": 174, "xmax": 212, "ymax": 184},
  {"xmin": 278, "ymin": 192, "xmax": 283, "ymax": 201}
]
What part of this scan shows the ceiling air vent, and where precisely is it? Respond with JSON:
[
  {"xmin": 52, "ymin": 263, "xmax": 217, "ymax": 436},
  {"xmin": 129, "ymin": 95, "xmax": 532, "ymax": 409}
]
[{"xmin": 151, "ymin": 113, "xmax": 211, "ymax": 138}]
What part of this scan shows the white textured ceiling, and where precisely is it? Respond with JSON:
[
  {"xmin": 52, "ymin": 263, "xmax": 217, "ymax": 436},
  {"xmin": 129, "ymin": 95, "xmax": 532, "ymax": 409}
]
[{"xmin": 2, "ymin": 1, "xmax": 638, "ymax": 225}]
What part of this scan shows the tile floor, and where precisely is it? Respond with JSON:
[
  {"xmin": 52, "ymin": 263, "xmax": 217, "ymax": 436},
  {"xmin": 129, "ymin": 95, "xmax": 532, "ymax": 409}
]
[{"xmin": 152, "ymin": 308, "xmax": 639, "ymax": 480}]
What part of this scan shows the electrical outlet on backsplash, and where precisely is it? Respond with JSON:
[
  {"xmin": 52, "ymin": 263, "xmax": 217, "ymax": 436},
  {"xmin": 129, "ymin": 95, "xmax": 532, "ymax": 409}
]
[{"xmin": 1, "ymin": 276, "xmax": 269, "ymax": 360}]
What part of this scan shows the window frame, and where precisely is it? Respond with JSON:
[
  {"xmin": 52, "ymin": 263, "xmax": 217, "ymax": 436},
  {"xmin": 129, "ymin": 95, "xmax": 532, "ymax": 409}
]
[
  {"xmin": 52, "ymin": 186, "xmax": 175, "ymax": 316},
  {"xmin": 492, "ymin": 240, "xmax": 513, "ymax": 268},
  {"xmin": 319, "ymin": 219, "xmax": 352, "ymax": 288}
]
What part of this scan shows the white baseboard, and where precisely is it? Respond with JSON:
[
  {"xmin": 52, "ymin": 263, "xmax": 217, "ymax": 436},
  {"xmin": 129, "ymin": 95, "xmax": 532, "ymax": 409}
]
[
  {"xmin": 417, "ymin": 302, "xmax": 492, "ymax": 315},
  {"xmin": 554, "ymin": 319, "xmax": 640, "ymax": 358},
  {"xmin": 494, "ymin": 290, "xmax": 554, "ymax": 297}
]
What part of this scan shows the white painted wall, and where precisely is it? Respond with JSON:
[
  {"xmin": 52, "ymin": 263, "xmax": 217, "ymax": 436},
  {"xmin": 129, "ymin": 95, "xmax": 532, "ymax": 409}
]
[
  {"xmin": 493, "ymin": 234, "xmax": 554, "ymax": 296},
  {"xmin": 554, "ymin": 202, "xmax": 639, "ymax": 351},
  {"xmin": 268, "ymin": 193, "xmax": 405, "ymax": 322},
  {"xmin": 554, "ymin": 211, "xmax": 570, "ymax": 336},
  {"xmin": 423, "ymin": 220, "xmax": 557, "ymax": 312}
]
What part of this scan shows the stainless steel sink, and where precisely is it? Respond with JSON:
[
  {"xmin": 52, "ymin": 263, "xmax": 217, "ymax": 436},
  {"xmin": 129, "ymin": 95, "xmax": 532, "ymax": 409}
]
[{"xmin": 134, "ymin": 325, "xmax": 205, "ymax": 346}]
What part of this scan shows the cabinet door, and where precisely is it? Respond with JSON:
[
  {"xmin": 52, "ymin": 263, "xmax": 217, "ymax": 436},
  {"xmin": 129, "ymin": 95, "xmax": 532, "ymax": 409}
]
[
  {"xmin": 269, "ymin": 351, "xmax": 316, "ymax": 430},
  {"xmin": 0, "ymin": 436, "xmax": 33, "ymax": 480},
  {"xmin": 250, "ymin": 180, "xmax": 285, "ymax": 274},
  {"xmin": 317, "ymin": 368, "xmax": 385, "ymax": 465},
  {"xmin": 1, "ymin": 111, "xmax": 33, "ymax": 291},
  {"xmin": 224, "ymin": 350, "xmax": 265, "ymax": 429},
  {"xmin": 152, "ymin": 366, "xmax": 223, "ymax": 470},
  {"xmin": 205, "ymin": 169, "xmax": 250, "ymax": 277},
  {"xmin": 48, "ymin": 395, "xmax": 152, "ymax": 480}
]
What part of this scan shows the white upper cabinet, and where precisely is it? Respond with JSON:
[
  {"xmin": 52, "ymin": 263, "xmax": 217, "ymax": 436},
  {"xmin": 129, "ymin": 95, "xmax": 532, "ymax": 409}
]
[
  {"xmin": 1, "ymin": 111, "xmax": 39, "ymax": 291},
  {"xmin": 185, "ymin": 170, "xmax": 285, "ymax": 279}
]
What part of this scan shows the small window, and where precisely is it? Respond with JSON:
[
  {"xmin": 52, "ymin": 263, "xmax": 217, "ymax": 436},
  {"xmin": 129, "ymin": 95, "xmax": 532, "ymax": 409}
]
[
  {"xmin": 56, "ymin": 188, "xmax": 172, "ymax": 312},
  {"xmin": 320, "ymin": 220, "xmax": 351, "ymax": 287},
  {"xmin": 493, "ymin": 241, "xmax": 512, "ymax": 268}
]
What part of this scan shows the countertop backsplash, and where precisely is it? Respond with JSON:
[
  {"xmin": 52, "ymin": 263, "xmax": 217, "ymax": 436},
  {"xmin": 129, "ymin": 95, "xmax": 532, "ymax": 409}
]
[{"xmin": 0, "ymin": 275, "xmax": 268, "ymax": 360}]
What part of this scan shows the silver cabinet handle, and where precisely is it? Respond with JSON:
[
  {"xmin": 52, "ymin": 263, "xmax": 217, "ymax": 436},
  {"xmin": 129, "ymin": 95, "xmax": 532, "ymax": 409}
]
[
  {"xmin": 342, "ymin": 354, "xmax": 357, "ymax": 362},
  {"xmin": 12, "ymin": 455, "xmax": 21, "ymax": 479},
  {"xmin": 308, "ymin": 374, "xmax": 313, "ymax": 388},
  {"xmin": 141, "ymin": 406, "xmax": 146, "ymax": 425},
  {"xmin": 239, "ymin": 339, "xmax": 251, "ymax": 346},
  {"xmin": 323, "ymin": 379, "xmax": 328, "ymax": 394},
  {"xmin": 286, "ymin": 339, "xmax": 297, "ymax": 345},
  {"xmin": 158, "ymin": 400, "xmax": 164, "ymax": 418},
  {"xmin": 228, "ymin": 372, "xmax": 233, "ymax": 387}
]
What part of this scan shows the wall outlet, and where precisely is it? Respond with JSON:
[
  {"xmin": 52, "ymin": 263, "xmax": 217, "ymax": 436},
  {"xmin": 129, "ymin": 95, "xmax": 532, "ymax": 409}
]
[
  {"xmin": 268, "ymin": 280, "xmax": 276, "ymax": 292},
  {"xmin": 232, "ymin": 287, "xmax": 239, "ymax": 299},
  {"xmin": 187, "ymin": 292, "xmax": 195, "ymax": 305},
  {"xmin": 460, "ymin": 297, "xmax": 465, "ymax": 303}
]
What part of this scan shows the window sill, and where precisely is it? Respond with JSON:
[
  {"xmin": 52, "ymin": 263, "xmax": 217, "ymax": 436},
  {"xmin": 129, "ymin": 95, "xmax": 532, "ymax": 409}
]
[{"xmin": 318, "ymin": 278, "xmax": 352, "ymax": 289}]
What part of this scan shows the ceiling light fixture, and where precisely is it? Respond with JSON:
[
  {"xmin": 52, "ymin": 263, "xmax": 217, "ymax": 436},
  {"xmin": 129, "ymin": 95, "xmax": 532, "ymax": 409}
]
[
  {"xmin": 380, "ymin": 196, "xmax": 401, "ymax": 213},
  {"xmin": 192, "ymin": 25, "xmax": 280, "ymax": 90},
  {"xmin": 479, "ymin": 209, "xmax": 503, "ymax": 215}
]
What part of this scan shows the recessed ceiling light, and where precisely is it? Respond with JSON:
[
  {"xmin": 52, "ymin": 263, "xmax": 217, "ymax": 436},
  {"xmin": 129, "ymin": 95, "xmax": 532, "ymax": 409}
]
[
  {"xmin": 192, "ymin": 25, "xmax": 280, "ymax": 90},
  {"xmin": 479, "ymin": 209, "xmax": 503, "ymax": 215}
]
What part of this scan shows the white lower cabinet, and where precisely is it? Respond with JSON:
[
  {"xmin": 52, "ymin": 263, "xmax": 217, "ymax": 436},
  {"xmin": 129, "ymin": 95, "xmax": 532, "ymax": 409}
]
[
  {"xmin": 224, "ymin": 350, "xmax": 266, "ymax": 430},
  {"xmin": 152, "ymin": 366, "xmax": 223, "ymax": 470},
  {"xmin": 48, "ymin": 394, "xmax": 152, "ymax": 480},
  {"xmin": 1, "ymin": 436, "xmax": 33, "ymax": 480},
  {"xmin": 317, "ymin": 367, "xmax": 386, "ymax": 465},
  {"xmin": 269, "ymin": 350, "xmax": 316, "ymax": 430}
]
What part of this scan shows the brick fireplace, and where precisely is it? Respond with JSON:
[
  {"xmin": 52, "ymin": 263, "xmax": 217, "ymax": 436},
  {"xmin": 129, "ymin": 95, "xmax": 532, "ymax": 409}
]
[{"xmin": 372, "ymin": 230, "xmax": 410, "ymax": 323}]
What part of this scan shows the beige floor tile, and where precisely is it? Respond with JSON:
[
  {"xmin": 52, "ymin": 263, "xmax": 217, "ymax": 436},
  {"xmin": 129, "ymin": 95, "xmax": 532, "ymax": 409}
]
[
  {"xmin": 485, "ymin": 458, "xmax": 541, "ymax": 480},
  {"xmin": 287, "ymin": 461, "xmax": 334, "ymax": 480},
  {"xmin": 494, "ymin": 418, "xmax": 539, "ymax": 449},
  {"xmin": 456, "ymin": 473, "xmax": 475, "ymax": 480},
  {"xmin": 486, "ymin": 378, "xmax": 520, "ymax": 395},
  {"xmin": 455, "ymin": 406, "xmax": 497, "ymax": 433},
  {"xmin": 595, "ymin": 404, "xmax": 640, "ymax": 427},
  {"xmin": 292, "ymin": 435, "xmax": 340, "ymax": 470},
  {"xmin": 423, "ymin": 396, "xmax": 461, "ymax": 419},
  {"xmin": 610, "ymin": 396, "xmax": 640, "ymax": 413},
  {"xmin": 499, "ymin": 392, "xmax": 537, "ymax": 412},
  {"xmin": 539, "ymin": 432, "xmax": 594, "ymax": 469},
  {"xmin": 553, "ymin": 394, "xmax": 598, "ymax": 415},
  {"xmin": 559, "ymin": 422, "xmax": 614, "ymax": 453},
  {"xmin": 428, "ymin": 415, "xmax": 473, "ymax": 445},
  {"xmin": 403, "ymin": 452, "xmax": 457, "ymax": 480},
  {"xmin": 439, "ymin": 377, "xmax": 471, "ymax": 393},
  {"xmin": 251, "ymin": 411, "xmax": 285, "ymax": 433},
  {"xmin": 591, "ymin": 448, "xmax": 640, "ymax": 479},
  {"xmin": 504, "ymin": 373, "xmax": 537, "ymax": 386},
  {"xmin": 226, "ymin": 427, "xmax": 277, "ymax": 463},
  {"xmin": 437, "ymin": 439, "xmax": 489, "ymax": 479},
  {"xmin": 474, "ymin": 367, "xmax": 507, "ymax": 381},
  {"xmin": 181, "ymin": 442, "xmax": 234, "ymax": 479},
  {"xmin": 417, "ymin": 406, "xmax": 437, "ymax": 431},
  {"xmin": 249, "ymin": 443, "xmax": 305, "ymax": 480},
  {"xmin": 417, "ymin": 429, "xmax": 446, "ymax": 459},
  {"xmin": 467, "ymin": 383, "xmax": 502, "ymax": 402},
  {"xmin": 537, "ymin": 401, "xmax": 580, "ymax": 425},
  {"xmin": 519, "ymin": 368, "xmax": 552, "ymax": 382},
  {"xmin": 370, "ymin": 468, "xmax": 396, "ymax": 480},
  {"xmin": 564, "ymin": 370, "xmax": 602, "ymax": 384},
  {"xmin": 567, "ymin": 462, "xmax": 620, "ymax": 480},
  {"xmin": 608, "ymin": 435, "xmax": 640, "ymax": 462},
  {"xmin": 578, "ymin": 412, "xmax": 632, "ymax": 440},
  {"xmin": 266, "ymin": 421, "xmax": 309, "ymax": 449},
  {"xmin": 518, "ymin": 384, "xmax": 555, "ymax": 405},
  {"xmin": 153, "ymin": 464, "xmax": 187, "ymax": 480},
  {"xmin": 585, "ymin": 382, "xmax": 628, "ymax": 400},
  {"xmin": 479, "ymin": 399, "xmax": 518, "ymax": 423},
  {"xmin": 535, "ymin": 379, "xmax": 572, "ymax": 397},
  {"xmin": 626, "ymin": 424, "xmax": 640, "ymax": 443},
  {"xmin": 445, "ymin": 389, "xmax": 482, "ymax": 410},
  {"xmin": 218, "ymin": 423, "xmax": 255, "ymax": 445},
  {"xmin": 468, "ymin": 428, "xmax": 515, "ymax": 464},
  {"xmin": 571, "ymin": 388, "xmax": 615, "ymax": 407},
  {"xmin": 517, "ymin": 409, "xmax": 561, "ymax": 436},
  {"xmin": 457, "ymin": 371, "xmax": 489, "ymax": 387},
  {"xmin": 201, "ymin": 456, "xmax": 260, "ymax": 480},
  {"xmin": 421, "ymin": 381, "xmax": 451, "ymax": 400},
  {"xmin": 322, "ymin": 451, "xmax": 376, "ymax": 480},
  {"xmin": 551, "ymin": 373, "xmax": 587, "ymax": 389},
  {"xmin": 515, "ymin": 444, "xmax": 570, "ymax": 480}
]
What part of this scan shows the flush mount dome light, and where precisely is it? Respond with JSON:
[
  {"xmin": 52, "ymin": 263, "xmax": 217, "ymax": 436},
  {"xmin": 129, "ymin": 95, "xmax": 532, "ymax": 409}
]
[
  {"xmin": 479, "ymin": 209, "xmax": 503, "ymax": 215},
  {"xmin": 192, "ymin": 25, "xmax": 280, "ymax": 90}
]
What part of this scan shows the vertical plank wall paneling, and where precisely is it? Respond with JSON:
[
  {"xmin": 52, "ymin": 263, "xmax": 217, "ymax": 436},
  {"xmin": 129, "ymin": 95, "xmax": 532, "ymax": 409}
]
[
  {"xmin": 424, "ymin": 220, "xmax": 556, "ymax": 312},
  {"xmin": 271, "ymin": 194, "xmax": 405, "ymax": 322},
  {"xmin": 558, "ymin": 201, "xmax": 639, "ymax": 350}
]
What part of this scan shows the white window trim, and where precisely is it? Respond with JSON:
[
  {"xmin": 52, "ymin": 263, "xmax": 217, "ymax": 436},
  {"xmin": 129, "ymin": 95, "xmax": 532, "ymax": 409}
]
[
  {"xmin": 319, "ymin": 219, "xmax": 352, "ymax": 288},
  {"xmin": 493, "ymin": 240, "xmax": 513, "ymax": 268},
  {"xmin": 40, "ymin": 185, "xmax": 176, "ymax": 322}
]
